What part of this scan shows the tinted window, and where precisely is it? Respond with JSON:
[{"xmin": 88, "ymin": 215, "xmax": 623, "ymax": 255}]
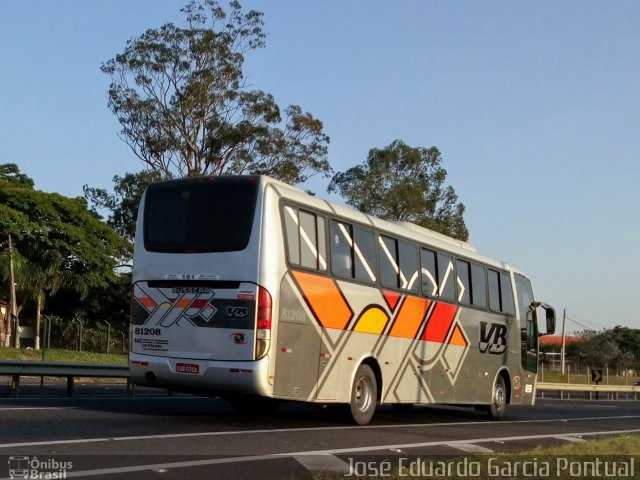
[
  {"xmin": 379, "ymin": 235, "xmax": 399, "ymax": 288},
  {"xmin": 354, "ymin": 227, "xmax": 376, "ymax": 283},
  {"xmin": 284, "ymin": 206, "xmax": 300, "ymax": 265},
  {"xmin": 438, "ymin": 253, "xmax": 455, "ymax": 301},
  {"xmin": 501, "ymin": 272, "xmax": 515, "ymax": 315},
  {"xmin": 456, "ymin": 259, "xmax": 471, "ymax": 304},
  {"xmin": 488, "ymin": 269, "xmax": 501, "ymax": 312},
  {"xmin": 399, "ymin": 241, "xmax": 419, "ymax": 292},
  {"xmin": 471, "ymin": 263, "xmax": 487, "ymax": 308},
  {"xmin": 330, "ymin": 220, "xmax": 353, "ymax": 278},
  {"xmin": 421, "ymin": 248, "xmax": 438, "ymax": 296},
  {"xmin": 284, "ymin": 206, "xmax": 326, "ymax": 271},
  {"xmin": 144, "ymin": 178, "xmax": 259, "ymax": 252},
  {"xmin": 299, "ymin": 210, "xmax": 319, "ymax": 269}
]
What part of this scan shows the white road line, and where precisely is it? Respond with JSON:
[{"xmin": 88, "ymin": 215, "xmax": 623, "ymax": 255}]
[
  {"xmin": 0, "ymin": 414, "xmax": 639, "ymax": 449},
  {"xmin": 446, "ymin": 441, "xmax": 494, "ymax": 453},
  {"xmin": 293, "ymin": 453, "xmax": 351, "ymax": 474},
  {"xmin": 554, "ymin": 435, "xmax": 587, "ymax": 443},
  {"xmin": 1, "ymin": 427, "xmax": 638, "ymax": 480},
  {"xmin": 0, "ymin": 407, "xmax": 75, "ymax": 412}
]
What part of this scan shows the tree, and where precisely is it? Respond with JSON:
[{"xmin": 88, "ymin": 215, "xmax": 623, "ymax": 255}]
[
  {"xmin": 328, "ymin": 140, "xmax": 469, "ymax": 241},
  {"xmin": 84, "ymin": 170, "xmax": 165, "ymax": 244},
  {"xmin": 0, "ymin": 163, "xmax": 34, "ymax": 188},
  {"xmin": 0, "ymin": 165, "xmax": 128, "ymax": 348},
  {"xmin": 102, "ymin": 0, "xmax": 330, "ymax": 184}
]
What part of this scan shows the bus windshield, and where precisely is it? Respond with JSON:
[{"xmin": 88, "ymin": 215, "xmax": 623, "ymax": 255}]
[{"xmin": 143, "ymin": 177, "xmax": 259, "ymax": 253}]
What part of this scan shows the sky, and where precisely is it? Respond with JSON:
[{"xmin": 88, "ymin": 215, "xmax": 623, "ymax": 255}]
[{"xmin": 1, "ymin": 1, "xmax": 639, "ymax": 334}]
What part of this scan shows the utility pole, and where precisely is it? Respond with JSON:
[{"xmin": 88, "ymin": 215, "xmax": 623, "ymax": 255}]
[
  {"xmin": 4, "ymin": 234, "xmax": 19, "ymax": 348},
  {"xmin": 560, "ymin": 308, "xmax": 567, "ymax": 375}
]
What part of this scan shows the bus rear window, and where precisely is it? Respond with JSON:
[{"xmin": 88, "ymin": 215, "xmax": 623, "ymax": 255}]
[{"xmin": 143, "ymin": 178, "xmax": 259, "ymax": 252}]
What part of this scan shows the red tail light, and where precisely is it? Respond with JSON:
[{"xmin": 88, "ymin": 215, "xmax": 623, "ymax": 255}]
[
  {"xmin": 255, "ymin": 286, "xmax": 272, "ymax": 359},
  {"xmin": 257, "ymin": 286, "xmax": 272, "ymax": 330}
]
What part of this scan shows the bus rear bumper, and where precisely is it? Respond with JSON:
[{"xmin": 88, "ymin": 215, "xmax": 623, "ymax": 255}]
[{"xmin": 129, "ymin": 353, "xmax": 272, "ymax": 397}]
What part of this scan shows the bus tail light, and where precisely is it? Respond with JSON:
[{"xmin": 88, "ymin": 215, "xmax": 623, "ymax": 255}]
[{"xmin": 256, "ymin": 286, "xmax": 272, "ymax": 359}]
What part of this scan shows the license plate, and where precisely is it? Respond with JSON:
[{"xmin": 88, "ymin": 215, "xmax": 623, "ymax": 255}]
[{"xmin": 176, "ymin": 363, "xmax": 199, "ymax": 374}]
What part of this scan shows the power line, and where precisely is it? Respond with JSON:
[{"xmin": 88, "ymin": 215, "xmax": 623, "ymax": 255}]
[
  {"xmin": 565, "ymin": 315, "xmax": 605, "ymax": 332},
  {"xmin": 568, "ymin": 312, "xmax": 610, "ymax": 330}
]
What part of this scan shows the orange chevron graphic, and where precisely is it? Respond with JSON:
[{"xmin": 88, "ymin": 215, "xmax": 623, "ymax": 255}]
[
  {"xmin": 448, "ymin": 324, "xmax": 468, "ymax": 347},
  {"xmin": 291, "ymin": 270, "xmax": 353, "ymax": 330},
  {"xmin": 388, "ymin": 296, "xmax": 431, "ymax": 339}
]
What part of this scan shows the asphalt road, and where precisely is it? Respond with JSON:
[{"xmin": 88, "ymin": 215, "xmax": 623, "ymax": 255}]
[{"xmin": 0, "ymin": 392, "xmax": 638, "ymax": 479}]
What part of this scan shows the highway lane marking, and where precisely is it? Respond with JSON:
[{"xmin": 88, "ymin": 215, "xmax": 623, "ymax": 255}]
[
  {"xmin": 293, "ymin": 453, "xmax": 351, "ymax": 474},
  {"xmin": 0, "ymin": 407, "xmax": 75, "ymax": 411},
  {"xmin": 554, "ymin": 435, "xmax": 587, "ymax": 443},
  {"xmin": 446, "ymin": 441, "xmax": 494, "ymax": 453},
  {"xmin": 0, "ymin": 427, "xmax": 638, "ymax": 480},
  {"xmin": 0, "ymin": 414, "xmax": 639, "ymax": 449}
]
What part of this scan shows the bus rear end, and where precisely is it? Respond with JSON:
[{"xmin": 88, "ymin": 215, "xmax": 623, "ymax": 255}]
[{"xmin": 129, "ymin": 176, "xmax": 273, "ymax": 397}]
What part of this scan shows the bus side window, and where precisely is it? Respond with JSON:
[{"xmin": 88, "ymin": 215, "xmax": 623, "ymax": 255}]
[
  {"xmin": 456, "ymin": 259, "xmax": 471, "ymax": 304},
  {"xmin": 399, "ymin": 241, "xmax": 419, "ymax": 293},
  {"xmin": 379, "ymin": 235, "xmax": 399, "ymax": 289},
  {"xmin": 421, "ymin": 248, "xmax": 438, "ymax": 297},
  {"xmin": 300, "ymin": 210, "xmax": 320, "ymax": 270},
  {"xmin": 470, "ymin": 263, "xmax": 487, "ymax": 308},
  {"xmin": 353, "ymin": 227, "xmax": 376, "ymax": 283},
  {"xmin": 330, "ymin": 220, "xmax": 353, "ymax": 278},
  {"xmin": 500, "ymin": 272, "xmax": 515, "ymax": 315},
  {"xmin": 488, "ymin": 269, "xmax": 501, "ymax": 312},
  {"xmin": 284, "ymin": 206, "xmax": 300, "ymax": 266},
  {"xmin": 284, "ymin": 206, "xmax": 326, "ymax": 271},
  {"xmin": 437, "ymin": 253, "xmax": 455, "ymax": 301}
]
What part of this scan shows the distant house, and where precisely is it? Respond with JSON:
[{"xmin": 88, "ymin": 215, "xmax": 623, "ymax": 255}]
[
  {"xmin": 0, "ymin": 300, "xmax": 34, "ymax": 347},
  {"xmin": 0, "ymin": 299, "xmax": 8, "ymax": 345},
  {"xmin": 539, "ymin": 335, "xmax": 585, "ymax": 347}
]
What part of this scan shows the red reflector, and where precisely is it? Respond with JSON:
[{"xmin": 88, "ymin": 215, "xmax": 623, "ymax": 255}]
[{"xmin": 257, "ymin": 286, "xmax": 272, "ymax": 330}]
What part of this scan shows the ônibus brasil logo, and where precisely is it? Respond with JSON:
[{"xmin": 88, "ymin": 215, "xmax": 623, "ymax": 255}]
[{"xmin": 8, "ymin": 456, "xmax": 73, "ymax": 480}]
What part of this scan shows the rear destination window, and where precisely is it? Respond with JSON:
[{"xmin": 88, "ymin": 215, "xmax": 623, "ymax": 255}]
[{"xmin": 144, "ymin": 177, "xmax": 259, "ymax": 252}]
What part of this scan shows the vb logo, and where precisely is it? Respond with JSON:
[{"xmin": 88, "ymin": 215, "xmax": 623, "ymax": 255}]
[
  {"xmin": 227, "ymin": 306, "xmax": 248, "ymax": 318},
  {"xmin": 479, "ymin": 321, "xmax": 507, "ymax": 355}
]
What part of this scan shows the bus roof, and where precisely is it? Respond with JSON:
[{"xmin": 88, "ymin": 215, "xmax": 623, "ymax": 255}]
[{"xmin": 257, "ymin": 175, "xmax": 518, "ymax": 274}]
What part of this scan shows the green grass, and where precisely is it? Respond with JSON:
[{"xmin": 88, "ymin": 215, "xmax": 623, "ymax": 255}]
[
  {"xmin": 0, "ymin": 347, "xmax": 128, "ymax": 364},
  {"xmin": 525, "ymin": 434, "xmax": 640, "ymax": 456}
]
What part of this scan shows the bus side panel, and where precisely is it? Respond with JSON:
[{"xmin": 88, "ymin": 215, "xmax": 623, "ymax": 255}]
[
  {"xmin": 380, "ymin": 337, "xmax": 432, "ymax": 404},
  {"xmin": 273, "ymin": 276, "xmax": 322, "ymax": 399}
]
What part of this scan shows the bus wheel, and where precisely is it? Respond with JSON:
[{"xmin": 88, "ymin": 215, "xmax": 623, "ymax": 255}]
[
  {"xmin": 487, "ymin": 375, "xmax": 507, "ymax": 419},
  {"xmin": 349, "ymin": 364, "xmax": 377, "ymax": 425}
]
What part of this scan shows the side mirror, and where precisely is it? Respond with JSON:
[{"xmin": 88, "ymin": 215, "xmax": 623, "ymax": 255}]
[{"xmin": 531, "ymin": 302, "xmax": 556, "ymax": 335}]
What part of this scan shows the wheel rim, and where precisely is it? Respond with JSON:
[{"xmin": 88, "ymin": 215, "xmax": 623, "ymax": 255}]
[
  {"xmin": 355, "ymin": 376, "xmax": 373, "ymax": 413},
  {"xmin": 494, "ymin": 381, "xmax": 505, "ymax": 410}
]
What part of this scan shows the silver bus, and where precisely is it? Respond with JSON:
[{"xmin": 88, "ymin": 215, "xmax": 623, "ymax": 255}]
[{"xmin": 129, "ymin": 175, "xmax": 555, "ymax": 424}]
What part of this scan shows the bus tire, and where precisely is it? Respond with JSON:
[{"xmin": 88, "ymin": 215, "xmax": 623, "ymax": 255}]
[
  {"xmin": 349, "ymin": 364, "xmax": 377, "ymax": 425},
  {"xmin": 487, "ymin": 375, "xmax": 507, "ymax": 419}
]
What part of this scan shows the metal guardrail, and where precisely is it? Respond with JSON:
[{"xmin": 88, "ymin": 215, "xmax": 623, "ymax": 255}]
[
  {"xmin": 0, "ymin": 361, "xmax": 131, "ymax": 397},
  {"xmin": 537, "ymin": 382, "xmax": 640, "ymax": 400},
  {"xmin": 2, "ymin": 362, "xmax": 638, "ymax": 401}
]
